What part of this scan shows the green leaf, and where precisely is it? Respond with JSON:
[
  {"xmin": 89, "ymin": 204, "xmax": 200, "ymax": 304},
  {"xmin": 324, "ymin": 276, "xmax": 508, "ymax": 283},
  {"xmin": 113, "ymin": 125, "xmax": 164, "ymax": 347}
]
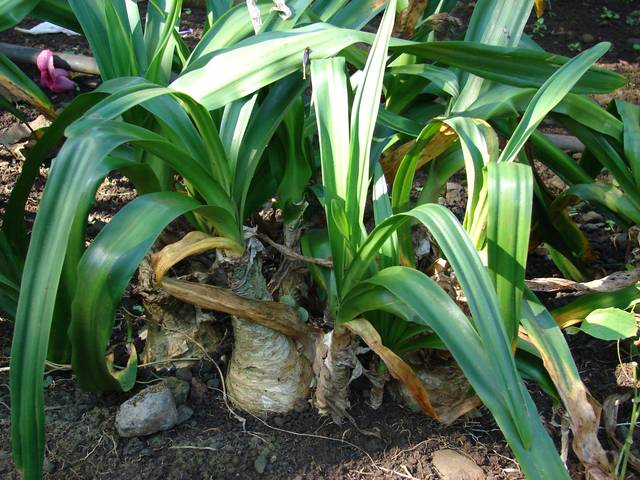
[
  {"xmin": 399, "ymin": 41, "xmax": 625, "ymax": 96},
  {"xmin": 613, "ymin": 100, "xmax": 640, "ymax": 190},
  {"xmin": 552, "ymin": 285, "xmax": 640, "ymax": 328},
  {"xmin": 498, "ymin": 43, "xmax": 610, "ymax": 163},
  {"xmin": 69, "ymin": 0, "xmax": 140, "ymax": 79},
  {"xmin": 389, "ymin": 63, "xmax": 460, "ymax": 98},
  {"xmin": 174, "ymin": 23, "xmax": 371, "ymax": 110},
  {"xmin": 521, "ymin": 290, "xmax": 612, "ymax": 476},
  {"xmin": 487, "ymin": 162, "xmax": 533, "ymax": 342},
  {"xmin": 339, "ymin": 267, "xmax": 569, "ymax": 479},
  {"xmin": 347, "ymin": 0, "xmax": 396, "ymax": 244},
  {"xmin": 0, "ymin": 52, "xmax": 55, "ymax": 118},
  {"xmin": 343, "ymin": 204, "xmax": 533, "ymax": 447},
  {"xmin": 311, "ymin": 57, "xmax": 351, "ymax": 286},
  {"xmin": 0, "ymin": 0, "xmax": 39, "ymax": 30},
  {"xmin": 70, "ymin": 192, "xmax": 211, "ymax": 392},
  {"xmin": 580, "ymin": 308, "xmax": 638, "ymax": 341},
  {"xmin": 454, "ymin": 0, "xmax": 533, "ymax": 110},
  {"xmin": 31, "ymin": 0, "xmax": 82, "ymax": 32}
]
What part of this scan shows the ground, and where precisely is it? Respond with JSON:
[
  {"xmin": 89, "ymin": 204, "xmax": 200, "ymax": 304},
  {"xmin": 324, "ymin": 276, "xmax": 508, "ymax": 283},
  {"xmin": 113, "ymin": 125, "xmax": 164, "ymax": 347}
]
[{"xmin": 1, "ymin": 1, "xmax": 639, "ymax": 479}]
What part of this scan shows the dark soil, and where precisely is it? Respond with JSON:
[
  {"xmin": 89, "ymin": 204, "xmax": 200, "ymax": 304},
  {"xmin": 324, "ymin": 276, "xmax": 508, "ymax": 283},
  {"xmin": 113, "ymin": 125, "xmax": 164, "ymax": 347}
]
[{"xmin": 1, "ymin": 2, "xmax": 640, "ymax": 480}]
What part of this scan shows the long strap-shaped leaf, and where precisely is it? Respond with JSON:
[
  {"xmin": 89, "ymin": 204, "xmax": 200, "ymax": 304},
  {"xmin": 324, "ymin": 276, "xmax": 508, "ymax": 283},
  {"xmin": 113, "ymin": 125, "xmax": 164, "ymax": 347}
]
[
  {"xmin": 342, "ymin": 204, "xmax": 532, "ymax": 447},
  {"xmin": 70, "ymin": 192, "xmax": 234, "ymax": 392},
  {"xmin": 498, "ymin": 42, "xmax": 610, "ymax": 163},
  {"xmin": 464, "ymin": 85, "xmax": 623, "ymax": 142},
  {"xmin": 521, "ymin": 291, "xmax": 612, "ymax": 478},
  {"xmin": 173, "ymin": 23, "xmax": 372, "ymax": 110},
  {"xmin": 613, "ymin": 100, "xmax": 640, "ymax": 190},
  {"xmin": 454, "ymin": 0, "xmax": 533, "ymax": 111},
  {"xmin": 0, "ymin": 0, "xmax": 39, "ymax": 30},
  {"xmin": 10, "ymin": 119, "xmax": 238, "ymax": 478},
  {"xmin": 338, "ymin": 267, "xmax": 569, "ymax": 479},
  {"xmin": 311, "ymin": 58, "xmax": 351, "ymax": 289},
  {"xmin": 399, "ymin": 41, "xmax": 625, "ymax": 96},
  {"xmin": 487, "ymin": 162, "xmax": 533, "ymax": 343},
  {"xmin": 346, "ymin": 0, "xmax": 396, "ymax": 246}
]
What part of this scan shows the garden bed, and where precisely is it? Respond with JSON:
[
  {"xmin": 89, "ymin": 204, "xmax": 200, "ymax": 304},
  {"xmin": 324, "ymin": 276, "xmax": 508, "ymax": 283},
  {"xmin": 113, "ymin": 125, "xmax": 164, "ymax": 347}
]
[{"xmin": 1, "ymin": 1, "xmax": 639, "ymax": 479}]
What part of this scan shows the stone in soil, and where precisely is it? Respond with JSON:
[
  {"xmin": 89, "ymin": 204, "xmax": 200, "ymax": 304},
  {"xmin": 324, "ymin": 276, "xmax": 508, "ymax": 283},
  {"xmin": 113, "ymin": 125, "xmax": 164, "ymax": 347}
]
[
  {"xmin": 163, "ymin": 377, "xmax": 190, "ymax": 405},
  {"xmin": 254, "ymin": 449, "xmax": 270, "ymax": 474},
  {"xmin": 432, "ymin": 449, "xmax": 484, "ymax": 480},
  {"xmin": 115, "ymin": 383, "xmax": 178, "ymax": 437},
  {"xmin": 176, "ymin": 404, "xmax": 194, "ymax": 424}
]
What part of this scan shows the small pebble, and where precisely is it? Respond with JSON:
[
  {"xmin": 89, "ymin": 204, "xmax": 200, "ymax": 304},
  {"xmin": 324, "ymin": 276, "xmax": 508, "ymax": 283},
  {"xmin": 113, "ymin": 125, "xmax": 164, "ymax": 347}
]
[
  {"xmin": 254, "ymin": 450, "xmax": 269, "ymax": 474},
  {"xmin": 176, "ymin": 405, "xmax": 194, "ymax": 424},
  {"xmin": 581, "ymin": 33, "xmax": 595, "ymax": 43}
]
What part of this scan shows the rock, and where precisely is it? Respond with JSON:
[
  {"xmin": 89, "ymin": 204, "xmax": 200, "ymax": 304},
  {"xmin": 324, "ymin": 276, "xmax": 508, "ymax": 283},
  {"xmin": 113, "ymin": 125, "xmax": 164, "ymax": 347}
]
[
  {"xmin": 627, "ymin": 38, "xmax": 640, "ymax": 46},
  {"xmin": 176, "ymin": 367, "xmax": 193, "ymax": 382},
  {"xmin": 273, "ymin": 416, "xmax": 286, "ymax": 428},
  {"xmin": 582, "ymin": 211, "xmax": 604, "ymax": 223},
  {"xmin": 163, "ymin": 377, "xmax": 190, "ymax": 406},
  {"xmin": 581, "ymin": 33, "xmax": 595, "ymax": 43},
  {"xmin": 176, "ymin": 405, "xmax": 194, "ymax": 424},
  {"xmin": 254, "ymin": 450, "xmax": 269, "ymax": 474},
  {"xmin": 115, "ymin": 383, "xmax": 178, "ymax": 437},
  {"xmin": 432, "ymin": 449, "xmax": 484, "ymax": 480},
  {"xmin": 583, "ymin": 223, "xmax": 599, "ymax": 232}
]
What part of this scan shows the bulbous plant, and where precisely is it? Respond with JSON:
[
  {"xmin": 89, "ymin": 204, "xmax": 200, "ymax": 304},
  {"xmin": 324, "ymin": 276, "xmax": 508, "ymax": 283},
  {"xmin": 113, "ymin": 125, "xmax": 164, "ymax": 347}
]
[
  {"xmin": 7, "ymin": 0, "xmax": 396, "ymax": 477},
  {"xmin": 6, "ymin": 0, "xmax": 636, "ymax": 479}
]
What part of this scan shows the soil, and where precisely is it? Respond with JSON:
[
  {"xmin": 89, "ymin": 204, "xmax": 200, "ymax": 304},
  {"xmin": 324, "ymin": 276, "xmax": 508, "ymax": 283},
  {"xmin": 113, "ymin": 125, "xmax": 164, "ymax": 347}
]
[{"xmin": 1, "ymin": 2, "xmax": 640, "ymax": 480}]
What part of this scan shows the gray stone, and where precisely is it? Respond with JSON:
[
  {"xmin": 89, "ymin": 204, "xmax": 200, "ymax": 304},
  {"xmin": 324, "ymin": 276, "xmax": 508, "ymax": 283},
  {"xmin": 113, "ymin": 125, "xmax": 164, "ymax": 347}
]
[
  {"xmin": 432, "ymin": 449, "xmax": 484, "ymax": 480},
  {"xmin": 163, "ymin": 377, "xmax": 190, "ymax": 406},
  {"xmin": 176, "ymin": 405, "xmax": 194, "ymax": 424},
  {"xmin": 582, "ymin": 211, "xmax": 604, "ymax": 223},
  {"xmin": 581, "ymin": 33, "xmax": 595, "ymax": 43},
  {"xmin": 254, "ymin": 450, "xmax": 269, "ymax": 474},
  {"xmin": 115, "ymin": 383, "xmax": 178, "ymax": 437}
]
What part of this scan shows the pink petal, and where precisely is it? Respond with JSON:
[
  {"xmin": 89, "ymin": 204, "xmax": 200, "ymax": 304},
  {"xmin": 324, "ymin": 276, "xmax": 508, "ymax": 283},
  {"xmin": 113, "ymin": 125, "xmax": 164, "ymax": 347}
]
[
  {"xmin": 36, "ymin": 49, "xmax": 51, "ymax": 72},
  {"xmin": 50, "ymin": 75, "xmax": 76, "ymax": 93},
  {"xmin": 36, "ymin": 49, "xmax": 76, "ymax": 92},
  {"xmin": 53, "ymin": 67, "xmax": 70, "ymax": 78},
  {"xmin": 46, "ymin": 51, "xmax": 57, "ymax": 78}
]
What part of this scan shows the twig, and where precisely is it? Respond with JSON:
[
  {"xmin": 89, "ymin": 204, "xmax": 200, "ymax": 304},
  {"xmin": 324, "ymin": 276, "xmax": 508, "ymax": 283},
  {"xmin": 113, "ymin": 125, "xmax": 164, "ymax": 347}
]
[
  {"xmin": 257, "ymin": 233, "xmax": 333, "ymax": 268},
  {"xmin": 169, "ymin": 445, "xmax": 219, "ymax": 452},
  {"xmin": 137, "ymin": 357, "xmax": 202, "ymax": 368}
]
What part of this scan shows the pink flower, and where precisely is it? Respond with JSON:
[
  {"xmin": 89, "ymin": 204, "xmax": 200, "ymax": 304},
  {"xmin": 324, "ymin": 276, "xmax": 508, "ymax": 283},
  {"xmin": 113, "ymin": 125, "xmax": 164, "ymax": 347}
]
[{"xmin": 36, "ymin": 49, "xmax": 76, "ymax": 93}]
